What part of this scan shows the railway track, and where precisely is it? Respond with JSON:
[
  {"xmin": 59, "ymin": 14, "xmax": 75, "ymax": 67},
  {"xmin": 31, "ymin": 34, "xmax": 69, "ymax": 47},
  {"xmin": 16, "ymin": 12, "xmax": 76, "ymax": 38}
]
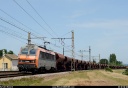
[
  {"xmin": 0, "ymin": 71, "xmax": 19, "ymax": 74},
  {"xmin": 0, "ymin": 70, "xmax": 68, "ymax": 79},
  {"xmin": 0, "ymin": 71, "xmax": 70, "ymax": 82},
  {"xmin": 0, "ymin": 71, "xmax": 32, "ymax": 78}
]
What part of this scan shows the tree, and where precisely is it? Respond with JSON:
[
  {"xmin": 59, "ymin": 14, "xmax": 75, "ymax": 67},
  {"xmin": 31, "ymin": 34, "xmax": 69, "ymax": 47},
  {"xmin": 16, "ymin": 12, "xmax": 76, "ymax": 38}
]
[
  {"xmin": 8, "ymin": 50, "xmax": 14, "ymax": 54},
  {"xmin": 0, "ymin": 49, "xmax": 14, "ymax": 57},
  {"xmin": 0, "ymin": 49, "xmax": 7, "ymax": 57},
  {"xmin": 3, "ymin": 49, "xmax": 7, "ymax": 54},
  {"xmin": 116, "ymin": 61, "xmax": 123, "ymax": 66},
  {"xmin": 0, "ymin": 50, "xmax": 2, "ymax": 57},
  {"xmin": 100, "ymin": 59, "xmax": 108, "ymax": 64},
  {"xmin": 109, "ymin": 54, "xmax": 117, "ymax": 65}
]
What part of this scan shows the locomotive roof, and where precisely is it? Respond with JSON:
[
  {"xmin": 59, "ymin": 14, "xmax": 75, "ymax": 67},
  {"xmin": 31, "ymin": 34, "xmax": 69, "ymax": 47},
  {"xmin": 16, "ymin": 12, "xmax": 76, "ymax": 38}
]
[
  {"xmin": 38, "ymin": 45, "xmax": 55, "ymax": 55},
  {"xmin": 38, "ymin": 46, "xmax": 53, "ymax": 52}
]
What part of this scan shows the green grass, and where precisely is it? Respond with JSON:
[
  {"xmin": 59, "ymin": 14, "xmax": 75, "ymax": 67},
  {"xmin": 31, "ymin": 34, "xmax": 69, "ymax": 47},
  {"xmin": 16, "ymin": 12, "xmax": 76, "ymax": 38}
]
[
  {"xmin": 122, "ymin": 69, "xmax": 128, "ymax": 75},
  {"xmin": 113, "ymin": 69, "xmax": 125, "ymax": 74},
  {"xmin": 0, "ymin": 69, "xmax": 128, "ymax": 86},
  {"xmin": 105, "ymin": 67, "xmax": 113, "ymax": 72},
  {"xmin": 40, "ymin": 71, "xmax": 90, "ymax": 86},
  {"xmin": 0, "ymin": 71, "xmax": 90, "ymax": 86},
  {"xmin": 0, "ymin": 77, "xmax": 43, "ymax": 86},
  {"xmin": 97, "ymin": 70, "xmax": 128, "ymax": 85}
]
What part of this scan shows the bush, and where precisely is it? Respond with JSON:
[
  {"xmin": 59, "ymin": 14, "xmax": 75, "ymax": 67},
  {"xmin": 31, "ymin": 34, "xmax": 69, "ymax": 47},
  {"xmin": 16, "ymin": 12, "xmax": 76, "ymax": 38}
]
[
  {"xmin": 105, "ymin": 67, "xmax": 113, "ymax": 72},
  {"xmin": 122, "ymin": 69, "xmax": 128, "ymax": 75}
]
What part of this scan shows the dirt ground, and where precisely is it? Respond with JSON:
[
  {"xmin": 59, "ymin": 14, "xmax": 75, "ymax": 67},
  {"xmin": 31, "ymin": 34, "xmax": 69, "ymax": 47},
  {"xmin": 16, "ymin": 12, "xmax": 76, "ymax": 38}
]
[{"xmin": 41, "ymin": 69, "xmax": 128, "ymax": 86}]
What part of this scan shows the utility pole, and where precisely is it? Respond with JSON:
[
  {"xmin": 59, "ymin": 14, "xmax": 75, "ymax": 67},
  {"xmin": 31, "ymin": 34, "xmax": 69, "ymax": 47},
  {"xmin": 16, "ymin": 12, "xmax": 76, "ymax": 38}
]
[
  {"xmin": 52, "ymin": 30, "xmax": 75, "ymax": 71},
  {"xmin": 71, "ymin": 30, "xmax": 75, "ymax": 71},
  {"xmin": 89, "ymin": 46, "xmax": 91, "ymax": 62},
  {"xmin": 99, "ymin": 54, "xmax": 101, "ymax": 69},
  {"xmin": 84, "ymin": 46, "xmax": 91, "ymax": 69},
  {"xmin": 79, "ymin": 50, "xmax": 86, "ymax": 61},
  {"xmin": 28, "ymin": 32, "xmax": 31, "ymax": 45},
  {"xmin": 28, "ymin": 32, "xmax": 47, "ymax": 47},
  {"xmin": 51, "ymin": 38, "xmax": 71, "ymax": 55},
  {"xmin": 3, "ymin": 49, "xmax": 5, "ymax": 71}
]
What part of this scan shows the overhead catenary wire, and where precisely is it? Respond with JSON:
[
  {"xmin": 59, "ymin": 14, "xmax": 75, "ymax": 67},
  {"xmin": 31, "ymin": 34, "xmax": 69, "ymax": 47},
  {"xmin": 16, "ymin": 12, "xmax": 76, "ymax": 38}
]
[
  {"xmin": 13, "ymin": 0, "xmax": 54, "ymax": 38},
  {"xmin": 0, "ymin": 16, "xmax": 28, "ymax": 33},
  {"xmin": 0, "ymin": 29, "xmax": 27, "ymax": 42},
  {"xmin": 26, "ymin": 0, "xmax": 59, "ymax": 37},
  {"xmin": 0, "ymin": 8, "xmax": 42, "ymax": 36},
  {"xmin": 0, "ymin": 32, "xmax": 27, "ymax": 45},
  {"xmin": 0, "ymin": 16, "xmax": 44, "ymax": 40},
  {"xmin": 0, "ymin": 24, "xmax": 26, "ymax": 39},
  {"xmin": 61, "ymin": 31, "xmax": 71, "ymax": 37}
]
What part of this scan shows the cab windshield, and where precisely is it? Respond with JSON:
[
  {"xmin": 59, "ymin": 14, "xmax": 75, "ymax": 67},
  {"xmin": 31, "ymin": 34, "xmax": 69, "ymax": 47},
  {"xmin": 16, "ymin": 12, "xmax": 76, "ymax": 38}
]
[
  {"xmin": 21, "ymin": 48, "xmax": 28, "ymax": 54},
  {"xmin": 30, "ymin": 49, "xmax": 36, "ymax": 55},
  {"xmin": 21, "ymin": 48, "xmax": 36, "ymax": 55}
]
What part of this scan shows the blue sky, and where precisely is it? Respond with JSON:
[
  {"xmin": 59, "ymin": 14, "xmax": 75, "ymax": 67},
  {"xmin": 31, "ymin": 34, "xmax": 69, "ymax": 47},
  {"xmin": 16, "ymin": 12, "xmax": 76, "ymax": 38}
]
[{"xmin": 0, "ymin": 0, "xmax": 128, "ymax": 64}]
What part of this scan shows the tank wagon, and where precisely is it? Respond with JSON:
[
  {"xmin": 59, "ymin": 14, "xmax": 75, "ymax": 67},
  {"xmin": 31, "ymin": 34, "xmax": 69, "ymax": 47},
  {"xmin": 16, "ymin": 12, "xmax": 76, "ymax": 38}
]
[{"xmin": 17, "ymin": 44, "xmax": 126, "ymax": 74}]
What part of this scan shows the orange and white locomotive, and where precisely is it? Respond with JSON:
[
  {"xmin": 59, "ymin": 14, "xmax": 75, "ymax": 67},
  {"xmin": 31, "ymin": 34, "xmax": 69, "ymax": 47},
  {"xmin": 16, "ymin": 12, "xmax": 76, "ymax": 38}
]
[{"xmin": 18, "ymin": 44, "xmax": 56, "ymax": 74}]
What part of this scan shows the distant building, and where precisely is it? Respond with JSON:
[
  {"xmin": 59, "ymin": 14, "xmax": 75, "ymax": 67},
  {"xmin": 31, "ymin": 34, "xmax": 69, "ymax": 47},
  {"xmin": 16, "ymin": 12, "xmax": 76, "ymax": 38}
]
[{"xmin": 0, "ymin": 54, "xmax": 18, "ymax": 71}]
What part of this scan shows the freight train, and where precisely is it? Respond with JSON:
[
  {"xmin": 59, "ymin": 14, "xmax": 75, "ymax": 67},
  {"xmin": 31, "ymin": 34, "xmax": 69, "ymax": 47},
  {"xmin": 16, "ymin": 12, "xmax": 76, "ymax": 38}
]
[{"xmin": 17, "ymin": 44, "xmax": 126, "ymax": 74}]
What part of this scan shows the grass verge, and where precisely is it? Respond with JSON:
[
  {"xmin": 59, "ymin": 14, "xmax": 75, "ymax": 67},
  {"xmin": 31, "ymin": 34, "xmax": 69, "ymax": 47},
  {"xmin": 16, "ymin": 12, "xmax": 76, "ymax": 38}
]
[{"xmin": 0, "ymin": 77, "xmax": 43, "ymax": 86}]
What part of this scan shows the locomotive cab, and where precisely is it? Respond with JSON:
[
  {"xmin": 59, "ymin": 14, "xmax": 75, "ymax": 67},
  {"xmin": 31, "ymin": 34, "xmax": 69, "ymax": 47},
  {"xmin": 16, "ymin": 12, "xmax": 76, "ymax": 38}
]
[{"xmin": 17, "ymin": 44, "xmax": 38, "ymax": 73}]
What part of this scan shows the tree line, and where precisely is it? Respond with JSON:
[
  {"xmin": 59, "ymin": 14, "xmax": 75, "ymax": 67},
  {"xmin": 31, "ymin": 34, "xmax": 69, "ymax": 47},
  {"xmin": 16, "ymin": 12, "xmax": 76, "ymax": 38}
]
[
  {"xmin": 0, "ymin": 49, "xmax": 14, "ymax": 57},
  {"xmin": 99, "ymin": 53, "xmax": 123, "ymax": 66}
]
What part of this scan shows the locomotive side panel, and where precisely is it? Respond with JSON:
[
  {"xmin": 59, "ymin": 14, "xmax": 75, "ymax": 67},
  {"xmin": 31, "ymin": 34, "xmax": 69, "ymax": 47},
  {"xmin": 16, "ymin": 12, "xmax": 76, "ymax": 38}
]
[{"xmin": 38, "ymin": 49, "xmax": 56, "ymax": 70}]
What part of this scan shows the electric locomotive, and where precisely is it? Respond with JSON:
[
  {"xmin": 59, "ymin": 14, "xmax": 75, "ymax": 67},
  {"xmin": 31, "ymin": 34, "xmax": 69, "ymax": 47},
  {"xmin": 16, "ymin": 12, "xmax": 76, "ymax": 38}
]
[{"xmin": 17, "ymin": 44, "xmax": 56, "ymax": 74}]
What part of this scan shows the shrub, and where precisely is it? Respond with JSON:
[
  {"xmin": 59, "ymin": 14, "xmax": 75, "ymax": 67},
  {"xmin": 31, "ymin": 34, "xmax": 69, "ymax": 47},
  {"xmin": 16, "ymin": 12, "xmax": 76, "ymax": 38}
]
[
  {"xmin": 105, "ymin": 67, "xmax": 113, "ymax": 72},
  {"xmin": 122, "ymin": 69, "xmax": 128, "ymax": 75}
]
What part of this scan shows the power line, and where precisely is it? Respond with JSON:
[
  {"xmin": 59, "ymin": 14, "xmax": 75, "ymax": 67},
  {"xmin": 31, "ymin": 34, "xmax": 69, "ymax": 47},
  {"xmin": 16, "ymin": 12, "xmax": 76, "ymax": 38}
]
[
  {"xmin": 26, "ymin": 0, "xmax": 59, "ymax": 37},
  {"xmin": 0, "ymin": 32, "xmax": 26, "ymax": 47},
  {"xmin": 0, "ymin": 16, "xmax": 44, "ymax": 40},
  {"xmin": 51, "ymin": 38, "xmax": 72, "ymax": 55},
  {"xmin": 0, "ymin": 16, "xmax": 28, "ymax": 33},
  {"xmin": 0, "ymin": 29, "xmax": 26, "ymax": 40},
  {"xmin": 13, "ymin": 0, "xmax": 54, "ymax": 37},
  {"xmin": 61, "ymin": 31, "xmax": 71, "ymax": 37},
  {"xmin": 0, "ymin": 29, "xmax": 27, "ymax": 43},
  {"xmin": 0, "ymin": 8, "xmax": 42, "ymax": 36},
  {"xmin": 79, "ymin": 50, "xmax": 86, "ymax": 61},
  {"xmin": 0, "ymin": 24, "xmax": 26, "ymax": 39}
]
